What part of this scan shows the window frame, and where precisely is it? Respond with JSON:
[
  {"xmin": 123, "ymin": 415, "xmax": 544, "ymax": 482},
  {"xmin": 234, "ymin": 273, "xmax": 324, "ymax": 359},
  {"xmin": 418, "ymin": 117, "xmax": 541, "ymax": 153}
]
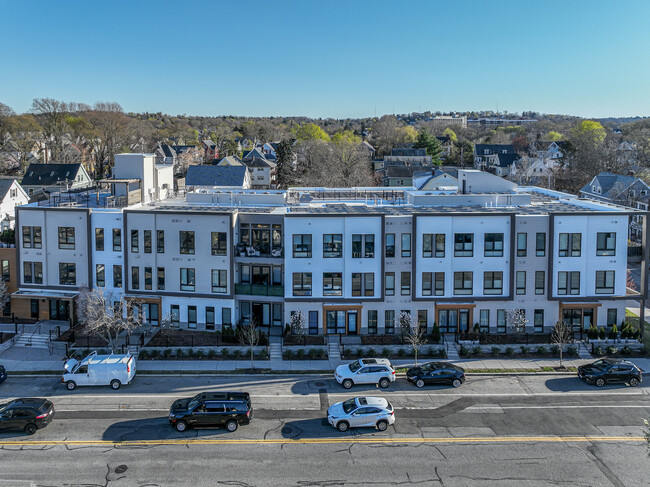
[
  {"xmin": 179, "ymin": 231, "xmax": 195, "ymax": 255},
  {"xmin": 595, "ymin": 270, "xmax": 615, "ymax": 294},
  {"xmin": 536, "ymin": 232, "xmax": 546, "ymax": 257},
  {"xmin": 113, "ymin": 265, "xmax": 122, "ymax": 288},
  {"xmin": 596, "ymin": 232, "xmax": 616, "ymax": 256},
  {"xmin": 535, "ymin": 270, "xmax": 545, "ymax": 295},
  {"xmin": 401, "ymin": 271, "xmax": 411, "ymax": 296},
  {"xmin": 58, "ymin": 262, "xmax": 76, "ymax": 286},
  {"xmin": 323, "ymin": 234, "xmax": 343, "ymax": 258},
  {"xmin": 385, "ymin": 233, "xmax": 395, "ymax": 258},
  {"xmin": 454, "ymin": 271, "xmax": 473, "ymax": 295},
  {"xmin": 401, "ymin": 233, "xmax": 411, "ymax": 257},
  {"xmin": 113, "ymin": 228, "xmax": 122, "ymax": 252},
  {"xmin": 58, "ymin": 227, "xmax": 75, "ymax": 250},
  {"xmin": 323, "ymin": 272, "xmax": 343, "ymax": 296},
  {"xmin": 180, "ymin": 267, "xmax": 195, "ymax": 292},
  {"xmin": 454, "ymin": 233, "xmax": 473, "ymax": 257},
  {"xmin": 516, "ymin": 270, "xmax": 526, "ymax": 295},
  {"xmin": 157, "ymin": 230, "xmax": 165, "ymax": 253},
  {"xmin": 211, "ymin": 269, "xmax": 227, "ymax": 293},
  {"xmin": 385, "ymin": 272, "xmax": 395, "ymax": 296},
  {"xmin": 131, "ymin": 230, "xmax": 139, "ymax": 253},
  {"xmin": 157, "ymin": 267, "xmax": 165, "ymax": 290},
  {"xmin": 292, "ymin": 234, "xmax": 312, "ymax": 258},
  {"xmin": 484, "ymin": 233, "xmax": 504, "ymax": 257},
  {"xmin": 292, "ymin": 272, "xmax": 312, "ymax": 296},
  {"xmin": 95, "ymin": 228, "xmax": 104, "ymax": 252},
  {"xmin": 211, "ymin": 232, "xmax": 228, "ymax": 256},
  {"xmin": 96, "ymin": 264, "xmax": 105, "ymax": 287},
  {"xmin": 516, "ymin": 232, "xmax": 527, "ymax": 257},
  {"xmin": 483, "ymin": 271, "xmax": 503, "ymax": 295}
]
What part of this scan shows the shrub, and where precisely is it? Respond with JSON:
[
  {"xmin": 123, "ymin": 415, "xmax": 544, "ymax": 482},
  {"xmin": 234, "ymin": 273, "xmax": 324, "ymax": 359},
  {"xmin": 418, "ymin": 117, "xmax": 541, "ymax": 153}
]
[
  {"xmin": 296, "ymin": 348, "xmax": 305, "ymax": 359},
  {"xmin": 256, "ymin": 349, "xmax": 269, "ymax": 360},
  {"xmin": 587, "ymin": 325, "xmax": 598, "ymax": 340},
  {"xmin": 221, "ymin": 348, "xmax": 230, "ymax": 359},
  {"xmin": 162, "ymin": 349, "xmax": 172, "ymax": 359},
  {"xmin": 504, "ymin": 347, "xmax": 514, "ymax": 357},
  {"xmin": 397, "ymin": 348, "xmax": 407, "ymax": 358},
  {"xmin": 366, "ymin": 347, "xmax": 377, "ymax": 357},
  {"xmin": 308, "ymin": 348, "xmax": 318, "ymax": 359},
  {"xmin": 619, "ymin": 326, "xmax": 628, "ymax": 340},
  {"xmin": 438, "ymin": 348, "xmax": 447, "ymax": 359},
  {"xmin": 381, "ymin": 347, "xmax": 391, "ymax": 358},
  {"xmin": 207, "ymin": 349, "xmax": 216, "ymax": 359},
  {"xmin": 491, "ymin": 346, "xmax": 500, "ymax": 357},
  {"xmin": 606, "ymin": 346, "xmax": 618, "ymax": 355},
  {"xmin": 139, "ymin": 350, "xmax": 149, "ymax": 359},
  {"xmin": 176, "ymin": 348, "xmax": 185, "ymax": 359},
  {"xmin": 195, "ymin": 349, "xmax": 204, "ymax": 360},
  {"xmin": 620, "ymin": 346, "xmax": 632, "ymax": 356},
  {"xmin": 431, "ymin": 323, "xmax": 441, "ymax": 344},
  {"xmin": 594, "ymin": 346, "xmax": 605, "ymax": 356},
  {"xmin": 598, "ymin": 327, "xmax": 606, "ymax": 340},
  {"xmin": 283, "ymin": 350, "xmax": 294, "ymax": 360},
  {"xmin": 566, "ymin": 345, "xmax": 578, "ymax": 357},
  {"xmin": 232, "ymin": 349, "xmax": 242, "ymax": 359},
  {"xmin": 608, "ymin": 324, "xmax": 618, "ymax": 340},
  {"xmin": 520, "ymin": 346, "xmax": 529, "ymax": 356},
  {"xmin": 535, "ymin": 346, "xmax": 547, "ymax": 355},
  {"xmin": 149, "ymin": 349, "xmax": 160, "ymax": 359},
  {"xmin": 549, "ymin": 345, "xmax": 559, "ymax": 355},
  {"xmin": 473, "ymin": 323, "xmax": 480, "ymax": 332},
  {"xmin": 459, "ymin": 345, "xmax": 470, "ymax": 357},
  {"xmin": 471, "ymin": 346, "xmax": 482, "ymax": 356}
]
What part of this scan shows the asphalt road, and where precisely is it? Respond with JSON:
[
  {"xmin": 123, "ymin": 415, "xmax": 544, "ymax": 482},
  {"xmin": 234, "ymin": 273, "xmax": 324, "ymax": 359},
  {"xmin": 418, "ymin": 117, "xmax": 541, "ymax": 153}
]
[{"xmin": 0, "ymin": 374, "xmax": 649, "ymax": 486}]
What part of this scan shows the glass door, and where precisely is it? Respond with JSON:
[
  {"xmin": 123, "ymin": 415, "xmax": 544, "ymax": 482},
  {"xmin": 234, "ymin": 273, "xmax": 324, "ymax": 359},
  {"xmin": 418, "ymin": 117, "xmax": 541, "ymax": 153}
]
[
  {"xmin": 347, "ymin": 311, "xmax": 358, "ymax": 335},
  {"xmin": 459, "ymin": 310, "xmax": 470, "ymax": 332}
]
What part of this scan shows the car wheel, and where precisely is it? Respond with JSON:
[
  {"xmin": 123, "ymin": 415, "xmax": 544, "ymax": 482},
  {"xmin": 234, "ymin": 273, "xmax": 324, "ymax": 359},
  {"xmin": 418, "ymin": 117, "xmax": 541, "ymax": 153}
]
[
  {"xmin": 629, "ymin": 377, "xmax": 639, "ymax": 387},
  {"xmin": 452, "ymin": 379, "xmax": 462, "ymax": 388},
  {"xmin": 336, "ymin": 421, "xmax": 349, "ymax": 432},
  {"xmin": 376, "ymin": 420, "xmax": 389, "ymax": 431},
  {"xmin": 66, "ymin": 381, "xmax": 76, "ymax": 391},
  {"xmin": 226, "ymin": 420, "xmax": 239, "ymax": 432},
  {"xmin": 415, "ymin": 379, "xmax": 425, "ymax": 388},
  {"xmin": 342, "ymin": 379, "xmax": 353, "ymax": 389},
  {"xmin": 24, "ymin": 423, "xmax": 37, "ymax": 435},
  {"xmin": 379, "ymin": 378, "xmax": 390, "ymax": 389},
  {"xmin": 110, "ymin": 379, "xmax": 121, "ymax": 390},
  {"xmin": 175, "ymin": 420, "xmax": 188, "ymax": 432},
  {"xmin": 595, "ymin": 378, "xmax": 605, "ymax": 387}
]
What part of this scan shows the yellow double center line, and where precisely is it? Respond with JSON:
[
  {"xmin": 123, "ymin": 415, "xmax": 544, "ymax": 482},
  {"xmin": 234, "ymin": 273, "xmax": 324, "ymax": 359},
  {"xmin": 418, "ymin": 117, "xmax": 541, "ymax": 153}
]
[{"xmin": 0, "ymin": 436, "xmax": 644, "ymax": 447}]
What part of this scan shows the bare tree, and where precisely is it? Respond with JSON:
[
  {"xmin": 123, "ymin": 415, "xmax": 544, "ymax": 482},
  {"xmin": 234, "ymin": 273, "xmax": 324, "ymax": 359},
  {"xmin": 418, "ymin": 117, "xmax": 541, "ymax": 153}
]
[
  {"xmin": 238, "ymin": 318, "xmax": 261, "ymax": 370},
  {"xmin": 84, "ymin": 102, "xmax": 131, "ymax": 177},
  {"xmin": 511, "ymin": 155, "xmax": 539, "ymax": 185},
  {"xmin": 398, "ymin": 311, "xmax": 427, "ymax": 366},
  {"xmin": 30, "ymin": 98, "xmax": 71, "ymax": 163},
  {"xmin": 288, "ymin": 311, "xmax": 306, "ymax": 336},
  {"xmin": 0, "ymin": 280, "xmax": 9, "ymax": 312},
  {"xmin": 550, "ymin": 321, "xmax": 573, "ymax": 368},
  {"xmin": 76, "ymin": 287, "xmax": 141, "ymax": 352},
  {"xmin": 506, "ymin": 308, "xmax": 528, "ymax": 334}
]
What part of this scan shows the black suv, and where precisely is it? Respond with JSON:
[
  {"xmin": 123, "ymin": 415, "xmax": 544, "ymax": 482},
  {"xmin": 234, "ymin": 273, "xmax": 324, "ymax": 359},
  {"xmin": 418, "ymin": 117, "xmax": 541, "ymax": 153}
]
[
  {"xmin": 0, "ymin": 364, "xmax": 6, "ymax": 384},
  {"xmin": 406, "ymin": 362, "xmax": 466, "ymax": 388},
  {"xmin": 0, "ymin": 398, "xmax": 55, "ymax": 435},
  {"xmin": 169, "ymin": 391, "xmax": 252, "ymax": 432},
  {"xmin": 578, "ymin": 358, "xmax": 642, "ymax": 387}
]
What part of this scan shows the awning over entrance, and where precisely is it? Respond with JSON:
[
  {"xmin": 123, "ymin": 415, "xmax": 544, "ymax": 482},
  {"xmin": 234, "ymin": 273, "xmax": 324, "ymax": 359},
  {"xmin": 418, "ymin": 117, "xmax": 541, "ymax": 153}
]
[{"xmin": 13, "ymin": 290, "xmax": 78, "ymax": 299}]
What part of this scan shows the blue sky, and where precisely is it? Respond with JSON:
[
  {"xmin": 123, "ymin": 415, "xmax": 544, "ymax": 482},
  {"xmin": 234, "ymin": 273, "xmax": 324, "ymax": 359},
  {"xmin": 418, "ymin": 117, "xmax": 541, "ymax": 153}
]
[{"xmin": 1, "ymin": 0, "xmax": 649, "ymax": 118}]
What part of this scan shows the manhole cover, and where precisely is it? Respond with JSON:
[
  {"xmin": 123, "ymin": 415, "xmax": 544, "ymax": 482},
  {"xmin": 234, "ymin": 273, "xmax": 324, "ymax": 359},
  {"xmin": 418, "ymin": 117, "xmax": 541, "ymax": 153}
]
[
  {"xmin": 315, "ymin": 381, "xmax": 325, "ymax": 386},
  {"xmin": 114, "ymin": 465, "xmax": 128, "ymax": 474},
  {"xmin": 281, "ymin": 426, "xmax": 293, "ymax": 435}
]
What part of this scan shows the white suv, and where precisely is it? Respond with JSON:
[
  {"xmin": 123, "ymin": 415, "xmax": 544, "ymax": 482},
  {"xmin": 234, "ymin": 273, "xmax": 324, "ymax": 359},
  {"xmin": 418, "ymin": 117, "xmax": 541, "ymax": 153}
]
[
  {"xmin": 327, "ymin": 396, "xmax": 395, "ymax": 432},
  {"xmin": 334, "ymin": 358, "xmax": 395, "ymax": 389}
]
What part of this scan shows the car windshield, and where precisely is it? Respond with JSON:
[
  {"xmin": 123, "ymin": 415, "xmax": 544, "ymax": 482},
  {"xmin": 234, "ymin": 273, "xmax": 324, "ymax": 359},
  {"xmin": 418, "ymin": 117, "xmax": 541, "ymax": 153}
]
[
  {"xmin": 420, "ymin": 363, "xmax": 434, "ymax": 372},
  {"xmin": 348, "ymin": 361, "xmax": 362, "ymax": 373},
  {"xmin": 386, "ymin": 401, "xmax": 393, "ymax": 412},
  {"xmin": 187, "ymin": 395, "xmax": 202, "ymax": 410},
  {"xmin": 342, "ymin": 398, "xmax": 357, "ymax": 414},
  {"xmin": 590, "ymin": 360, "xmax": 609, "ymax": 370},
  {"xmin": 0, "ymin": 402, "xmax": 6, "ymax": 412}
]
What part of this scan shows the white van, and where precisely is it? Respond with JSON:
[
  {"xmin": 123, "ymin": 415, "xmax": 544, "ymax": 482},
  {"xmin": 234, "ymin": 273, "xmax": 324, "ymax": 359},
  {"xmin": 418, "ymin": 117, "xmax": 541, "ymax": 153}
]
[{"xmin": 62, "ymin": 352, "xmax": 136, "ymax": 390}]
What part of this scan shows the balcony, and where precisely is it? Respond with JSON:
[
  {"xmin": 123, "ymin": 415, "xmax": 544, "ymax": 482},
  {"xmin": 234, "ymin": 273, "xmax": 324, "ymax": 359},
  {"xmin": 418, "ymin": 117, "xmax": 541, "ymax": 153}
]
[
  {"xmin": 235, "ymin": 283, "xmax": 284, "ymax": 297},
  {"xmin": 234, "ymin": 244, "xmax": 283, "ymax": 259}
]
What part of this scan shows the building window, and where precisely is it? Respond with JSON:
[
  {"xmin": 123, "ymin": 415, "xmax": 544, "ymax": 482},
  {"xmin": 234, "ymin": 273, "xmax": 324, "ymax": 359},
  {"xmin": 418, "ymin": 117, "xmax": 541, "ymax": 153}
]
[
  {"xmin": 206, "ymin": 307, "xmax": 215, "ymax": 330},
  {"xmin": 292, "ymin": 272, "xmax": 312, "ymax": 296},
  {"xmin": 131, "ymin": 266, "xmax": 139, "ymax": 289},
  {"xmin": 559, "ymin": 233, "xmax": 581, "ymax": 257},
  {"xmin": 30, "ymin": 299, "xmax": 38, "ymax": 319},
  {"xmin": 595, "ymin": 270, "xmax": 615, "ymax": 294},
  {"xmin": 212, "ymin": 269, "xmax": 227, "ymax": 293},
  {"xmin": 364, "ymin": 273, "xmax": 374, "ymax": 296},
  {"xmin": 59, "ymin": 263, "xmax": 76, "ymax": 285},
  {"xmin": 292, "ymin": 234, "xmax": 312, "ymax": 258},
  {"xmin": 143, "ymin": 230, "xmax": 152, "ymax": 253},
  {"xmin": 96, "ymin": 264, "xmax": 105, "ymax": 287},
  {"xmin": 113, "ymin": 229, "xmax": 121, "ymax": 252},
  {"xmin": 58, "ymin": 227, "xmax": 75, "ymax": 250},
  {"xmin": 222, "ymin": 307, "xmax": 232, "ymax": 326},
  {"xmin": 536, "ymin": 233, "xmax": 546, "ymax": 257},
  {"xmin": 364, "ymin": 234, "xmax": 374, "ymax": 258},
  {"xmin": 423, "ymin": 234, "xmax": 433, "ymax": 258},
  {"xmin": 385, "ymin": 272, "xmax": 395, "ymax": 296},
  {"xmin": 454, "ymin": 271, "xmax": 473, "ymax": 295},
  {"xmin": 418, "ymin": 310, "xmax": 427, "ymax": 333},
  {"xmin": 401, "ymin": 271, "xmax": 411, "ymax": 295},
  {"xmin": 187, "ymin": 306, "xmax": 197, "ymax": 329},
  {"xmin": 323, "ymin": 234, "xmax": 343, "ymax": 258},
  {"xmin": 368, "ymin": 310, "xmax": 378, "ymax": 334},
  {"xmin": 272, "ymin": 266, "xmax": 282, "ymax": 285},
  {"xmin": 607, "ymin": 309, "xmax": 617, "ymax": 327},
  {"xmin": 434, "ymin": 272, "xmax": 444, "ymax": 296},
  {"xmin": 534, "ymin": 309, "xmax": 544, "ymax": 333},
  {"xmin": 323, "ymin": 272, "xmax": 342, "ymax": 296},
  {"xmin": 131, "ymin": 230, "xmax": 139, "ymax": 253},
  {"xmin": 454, "ymin": 233, "xmax": 473, "ymax": 257},
  {"xmin": 558, "ymin": 271, "xmax": 580, "ymax": 295},
  {"xmin": 422, "ymin": 272, "xmax": 432, "ymax": 296},
  {"xmin": 1, "ymin": 260, "xmax": 9, "ymax": 282},
  {"xmin": 170, "ymin": 305, "xmax": 180, "ymax": 325},
  {"xmin": 516, "ymin": 271, "xmax": 526, "ymax": 295},
  {"xmin": 596, "ymin": 233, "xmax": 616, "ymax": 256},
  {"xmin": 157, "ymin": 230, "xmax": 165, "ymax": 253},
  {"xmin": 483, "ymin": 271, "xmax": 503, "ymax": 295},
  {"xmin": 401, "ymin": 233, "xmax": 411, "ymax": 257},
  {"xmin": 516, "ymin": 233, "xmax": 527, "ymax": 257},
  {"xmin": 157, "ymin": 267, "xmax": 165, "ymax": 290},
  {"xmin": 479, "ymin": 310, "xmax": 489, "ymax": 333},
  {"xmin": 497, "ymin": 309, "xmax": 506, "ymax": 333},
  {"xmin": 95, "ymin": 228, "xmax": 104, "ymax": 251},
  {"xmin": 180, "ymin": 268, "xmax": 195, "ymax": 291},
  {"xmin": 211, "ymin": 232, "xmax": 227, "ymax": 256},
  {"xmin": 22, "ymin": 226, "xmax": 32, "ymax": 248},
  {"xmin": 180, "ymin": 231, "xmax": 195, "ymax": 255},
  {"xmin": 23, "ymin": 262, "xmax": 32, "ymax": 284},
  {"xmin": 113, "ymin": 265, "xmax": 122, "ymax": 288},
  {"xmin": 535, "ymin": 271, "xmax": 545, "ymax": 295},
  {"xmin": 308, "ymin": 311, "xmax": 319, "ymax": 335},
  {"xmin": 385, "ymin": 310, "xmax": 395, "ymax": 334},
  {"xmin": 352, "ymin": 273, "xmax": 362, "ymax": 296},
  {"xmin": 385, "ymin": 233, "xmax": 395, "ymax": 258},
  {"xmin": 351, "ymin": 234, "xmax": 374, "ymax": 258},
  {"xmin": 144, "ymin": 267, "xmax": 152, "ymax": 290},
  {"xmin": 484, "ymin": 233, "xmax": 504, "ymax": 257}
]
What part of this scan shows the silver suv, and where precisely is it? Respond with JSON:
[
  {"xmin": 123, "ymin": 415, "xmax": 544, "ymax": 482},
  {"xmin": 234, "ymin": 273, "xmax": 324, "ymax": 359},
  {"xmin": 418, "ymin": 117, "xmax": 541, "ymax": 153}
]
[
  {"xmin": 334, "ymin": 358, "xmax": 395, "ymax": 389},
  {"xmin": 327, "ymin": 396, "xmax": 395, "ymax": 432}
]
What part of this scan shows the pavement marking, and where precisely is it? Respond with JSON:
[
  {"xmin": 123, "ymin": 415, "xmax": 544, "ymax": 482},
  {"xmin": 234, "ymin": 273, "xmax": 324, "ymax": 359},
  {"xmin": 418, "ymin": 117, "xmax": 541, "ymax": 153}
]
[
  {"xmin": 0, "ymin": 435, "xmax": 643, "ymax": 447},
  {"xmin": 467, "ymin": 405, "xmax": 650, "ymax": 410}
]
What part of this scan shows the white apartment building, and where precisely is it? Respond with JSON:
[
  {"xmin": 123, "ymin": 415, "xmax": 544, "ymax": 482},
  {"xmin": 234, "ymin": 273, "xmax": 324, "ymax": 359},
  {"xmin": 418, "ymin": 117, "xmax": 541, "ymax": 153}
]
[{"xmin": 13, "ymin": 160, "xmax": 644, "ymax": 341}]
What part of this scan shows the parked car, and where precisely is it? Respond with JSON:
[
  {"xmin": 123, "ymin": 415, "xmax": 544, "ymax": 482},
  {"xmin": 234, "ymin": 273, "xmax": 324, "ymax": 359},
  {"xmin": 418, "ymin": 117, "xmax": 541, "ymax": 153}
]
[
  {"xmin": 62, "ymin": 351, "xmax": 136, "ymax": 390},
  {"xmin": 0, "ymin": 364, "xmax": 6, "ymax": 384},
  {"xmin": 406, "ymin": 362, "xmax": 466, "ymax": 388},
  {"xmin": 577, "ymin": 358, "xmax": 642, "ymax": 387},
  {"xmin": 335, "ymin": 358, "xmax": 395, "ymax": 389},
  {"xmin": 169, "ymin": 391, "xmax": 252, "ymax": 432},
  {"xmin": 327, "ymin": 396, "xmax": 394, "ymax": 432},
  {"xmin": 0, "ymin": 398, "xmax": 55, "ymax": 435}
]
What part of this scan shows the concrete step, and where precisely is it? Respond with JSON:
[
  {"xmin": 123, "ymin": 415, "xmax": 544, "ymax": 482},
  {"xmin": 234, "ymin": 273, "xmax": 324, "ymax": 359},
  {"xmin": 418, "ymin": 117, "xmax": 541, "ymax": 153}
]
[
  {"xmin": 268, "ymin": 343, "xmax": 283, "ymax": 360},
  {"xmin": 327, "ymin": 342, "xmax": 341, "ymax": 360},
  {"xmin": 577, "ymin": 342, "xmax": 592, "ymax": 359},
  {"xmin": 14, "ymin": 334, "xmax": 50, "ymax": 349},
  {"xmin": 446, "ymin": 344, "xmax": 460, "ymax": 360}
]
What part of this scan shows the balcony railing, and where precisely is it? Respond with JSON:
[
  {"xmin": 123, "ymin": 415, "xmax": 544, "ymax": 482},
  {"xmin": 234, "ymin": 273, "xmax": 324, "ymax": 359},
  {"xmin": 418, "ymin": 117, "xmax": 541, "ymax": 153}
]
[
  {"xmin": 234, "ymin": 244, "xmax": 283, "ymax": 258},
  {"xmin": 235, "ymin": 283, "xmax": 284, "ymax": 297}
]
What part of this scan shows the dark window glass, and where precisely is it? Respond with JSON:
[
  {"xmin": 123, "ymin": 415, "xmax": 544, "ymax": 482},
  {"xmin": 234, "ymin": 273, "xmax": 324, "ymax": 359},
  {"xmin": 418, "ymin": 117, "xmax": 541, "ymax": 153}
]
[
  {"xmin": 292, "ymin": 234, "xmax": 312, "ymax": 258},
  {"xmin": 401, "ymin": 234, "xmax": 411, "ymax": 257},
  {"xmin": 143, "ymin": 230, "xmax": 152, "ymax": 253},
  {"xmin": 180, "ymin": 268, "xmax": 195, "ymax": 291},
  {"xmin": 292, "ymin": 273, "xmax": 312, "ymax": 296},
  {"xmin": 131, "ymin": 230, "xmax": 139, "ymax": 253},
  {"xmin": 385, "ymin": 310, "xmax": 395, "ymax": 334},
  {"xmin": 323, "ymin": 234, "xmax": 343, "ymax": 258},
  {"xmin": 1, "ymin": 260, "xmax": 9, "ymax": 282},
  {"xmin": 595, "ymin": 270, "xmax": 615, "ymax": 294},
  {"xmin": 535, "ymin": 271, "xmax": 545, "ymax": 295},
  {"xmin": 206, "ymin": 307, "xmax": 215, "ymax": 330},
  {"xmin": 58, "ymin": 227, "xmax": 75, "ymax": 250},
  {"xmin": 536, "ymin": 232, "xmax": 546, "ymax": 257},
  {"xmin": 435, "ymin": 234, "xmax": 445, "ymax": 257},
  {"xmin": 385, "ymin": 272, "xmax": 395, "ymax": 296},
  {"xmin": 188, "ymin": 306, "xmax": 197, "ymax": 328},
  {"xmin": 454, "ymin": 271, "xmax": 473, "ymax": 295},
  {"xmin": 171, "ymin": 305, "xmax": 180, "ymax": 324},
  {"xmin": 352, "ymin": 235, "xmax": 362, "ymax": 258},
  {"xmin": 95, "ymin": 228, "xmax": 104, "ymax": 251},
  {"xmin": 385, "ymin": 233, "xmax": 395, "ymax": 258},
  {"xmin": 131, "ymin": 266, "xmax": 139, "ymax": 289},
  {"xmin": 484, "ymin": 233, "xmax": 504, "ymax": 257},
  {"xmin": 180, "ymin": 231, "xmax": 195, "ymax": 255},
  {"xmin": 483, "ymin": 271, "xmax": 503, "ymax": 295},
  {"xmin": 516, "ymin": 271, "xmax": 526, "ymax": 295},
  {"xmin": 113, "ymin": 229, "xmax": 121, "ymax": 251},
  {"xmin": 479, "ymin": 310, "xmax": 489, "ymax": 333},
  {"xmin": 23, "ymin": 262, "xmax": 32, "ymax": 283},
  {"xmin": 309, "ymin": 311, "xmax": 318, "ymax": 335},
  {"xmin": 364, "ymin": 273, "xmax": 374, "ymax": 296},
  {"xmin": 516, "ymin": 233, "xmax": 527, "ymax": 257},
  {"xmin": 58, "ymin": 263, "xmax": 76, "ymax": 285},
  {"xmin": 157, "ymin": 230, "xmax": 165, "ymax": 253},
  {"xmin": 323, "ymin": 272, "xmax": 342, "ymax": 296},
  {"xmin": 22, "ymin": 226, "xmax": 32, "ymax": 248},
  {"xmin": 352, "ymin": 273, "xmax": 362, "ymax": 296},
  {"xmin": 212, "ymin": 269, "xmax": 227, "ymax": 293},
  {"xmin": 497, "ymin": 309, "xmax": 506, "ymax": 333},
  {"xmin": 454, "ymin": 233, "xmax": 473, "ymax": 257},
  {"xmin": 559, "ymin": 233, "xmax": 581, "ymax": 257},
  {"xmin": 367, "ymin": 310, "xmax": 378, "ymax": 334},
  {"xmin": 32, "ymin": 227, "xmax": 41, "ymax": 248},
  {"xmin": 434, "ymin": 272, "xmax": 444, "ymax": 296},
  {"xmin": 534, "ymin": 309, "xmax": 544, "ymax": 333},
  {"xmin": 364, "ymin": 234, "xmax": 374, "ymax": 258},
  {"xmin": 157, "ymin": 267, "xmax": 165, "ymax": 290},
  {"xmin": 607, "ymin": 309, "xmax": 617, "ymax": 327},
  {"xmin": 211, "ymin": 232, "xmax": 227, "ymax": 256},
  {"xmin": 96, "ymin": 264, "xmax": 105, "ymax": 287},
  {"xmin": 113, "ymin": 265, "xmax": 122, "ymax": 288},
  {"xmin": 422, "ymin": 272, "xmax": 432, "ymax": 296},
  {"xmin": 401, "ymin": 272, "xmax": 411, "ymax": 295},
  {"xmin": 422, "ymin": 234, "xmax": 433, "ymax": 258},
  {"xmin": 596, "ymin": 232, "xmax": 616, "ymax": 256}
]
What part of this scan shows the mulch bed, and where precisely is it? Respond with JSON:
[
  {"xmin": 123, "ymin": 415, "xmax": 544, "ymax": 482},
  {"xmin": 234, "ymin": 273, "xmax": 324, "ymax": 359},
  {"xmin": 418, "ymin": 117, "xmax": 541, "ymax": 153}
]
[
  {"xmin": 0, "ymin": 332, "xmax": 15, "ymax": 344},
  {"xmin": 145, "ymin": 328, "xmax": 268, "ymax": 347}
]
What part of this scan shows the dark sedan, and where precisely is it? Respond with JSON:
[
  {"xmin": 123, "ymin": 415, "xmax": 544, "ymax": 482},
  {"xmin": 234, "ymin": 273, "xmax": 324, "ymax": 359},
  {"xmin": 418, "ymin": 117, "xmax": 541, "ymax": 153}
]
[
  {"xmin": 577, "ymin": 358, "xmax": 642, "ymax": 387},
  {"xmin": 0, "ymin": 365, "xmax": 6, "ymax": 384},
  {"xmin": 0, "ymin": 398, "xmax": 55, "ymax": 435},
  {"xmin": 406, "ymin": 362, "xmax": 466, "ymax": 388}
]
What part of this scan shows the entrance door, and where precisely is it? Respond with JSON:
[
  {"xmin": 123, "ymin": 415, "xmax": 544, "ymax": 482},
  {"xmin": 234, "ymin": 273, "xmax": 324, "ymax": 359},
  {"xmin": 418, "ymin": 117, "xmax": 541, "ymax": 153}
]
[
  {"xmin": 49, "ymin": 299, "xmax": 70, "ymax": 321},
  {"xmin": 347, "ymin": 311, "xmax": 358, "ymax": 335},
  {"xmin": 459, "ymin": 310, "xmax": 470, "ymax": 333},
  {"xmin": 142, "ymin": 303, "xmax": 159, "ymax": 325},
  {"xmin": 252, "ymin": 303, "xmax": 271, "ymax": 330},
  {"xmin": 563, "ymin": 309, "xmax": 583, "ymax": 339}
]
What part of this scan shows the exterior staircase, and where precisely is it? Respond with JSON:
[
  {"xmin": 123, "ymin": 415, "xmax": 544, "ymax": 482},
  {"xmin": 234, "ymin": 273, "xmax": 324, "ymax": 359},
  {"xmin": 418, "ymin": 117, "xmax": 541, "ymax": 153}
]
[
  {"xmin": 268, "ymin": 340, "xmax": 283, "ymax": 361},
  {"xmin": 577, "ymin": 341, "xmax": 592, "ymax": 359},
  {"xmin": 327, "ymin": 340, "xmax": 341, "ymax": 361},
  {"xmin": 14, "ymin": 333, "xmax": 50, "ymax": 349},
  {"xmin": 443, "ymin": 335, "xmax": 460, "ymax": 361}
]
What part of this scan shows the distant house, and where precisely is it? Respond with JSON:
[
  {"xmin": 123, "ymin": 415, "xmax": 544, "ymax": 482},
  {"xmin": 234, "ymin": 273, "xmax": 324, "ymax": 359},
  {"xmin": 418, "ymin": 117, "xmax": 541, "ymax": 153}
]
[
  {"xmin": 185, "ymin": 165, "xmax": 251, "ymax": 189},
  {"xmin": 21, "ymin": 163, "xmax": 93, "ymax": 197},
  {"xmin": 381, "ymin": 166, "xmax": 424, "ymax": 187},
  {"xmin": 383, "ymin": 147, "xmax": 432, "ymax": 167},
  {"xmin": 261, "ymin": 142, "xmax": 277, "ymax": 159},
  {"xmin": 202, "ymin": 139, "xmax": 218, "ymax": 162},
  {"xmin": 361, "ymin": 141, "xmax": 376, "ymax": 159},
  {"xmin": 155, "ymin": 143, "xmax": 177, "ymax": 165},
  {"xmin": 534, "ymin": 141, "xmax": 567, "ymax": 161},
  {"xmin": 473, "ymin": 144, "xmax": 516, "ymax": 170},
  {"xmin": 413, "ymin": 167, "xmax": 458, "ymax": 190},
  {"xmin": 492, "ymin": 153, "xmax": 522, "ymax": 178},
  {"xmin": 436, "ymin": 136, "xmax": 453, "ymax": 158},
  {"xmin": 0, "ymin": 179, "xmax": 29, "ymax": 230},
  {"xmin": 213, "ymin": 155, "xmax": 244, "ymax": 167},
  {"xmin": 241, "ymin": 150, "xmax": 277, "ymax": 189}
]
